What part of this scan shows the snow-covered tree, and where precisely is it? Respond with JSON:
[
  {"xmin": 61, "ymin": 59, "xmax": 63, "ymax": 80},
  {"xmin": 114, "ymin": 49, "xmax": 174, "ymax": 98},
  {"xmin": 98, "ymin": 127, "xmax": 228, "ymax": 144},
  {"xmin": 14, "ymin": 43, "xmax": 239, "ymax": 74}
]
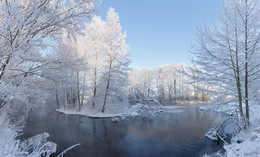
[
  {"xmin": 190, "ymin": 0, "xmax": 260, "ymax": 124},
  {"xmin": 100, "ymin": 8, "xmax": 130, "ymax": 113},
  {"xmin": 50, "ymin": 8, "xmax": 130, "ymax": 114},
  {"xmin": 128, "ymin": 64, "xmax": 200, "ymax": 104},
  {"xmin": 0, "ymin": 0, "xmax": 97, "ymax": 108},
  {"xmin": 46, "ymin": 37, "xmax": 87, "ymax": 111},
  {"xmin": 77, "ymin": 16, "xmax": 106, "ymax": 108}
]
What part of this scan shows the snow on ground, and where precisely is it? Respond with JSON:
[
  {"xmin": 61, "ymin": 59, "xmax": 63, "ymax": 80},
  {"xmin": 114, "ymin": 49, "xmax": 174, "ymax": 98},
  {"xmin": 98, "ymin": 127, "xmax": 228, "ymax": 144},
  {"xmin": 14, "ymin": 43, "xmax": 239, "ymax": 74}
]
[
  {"xmin": 57, "ymin": 101, "xmax": 138, "ymax": 118},
  {"xmin": 57, "ymin": 107, "xmax": 136, "ymax": 118},
  {"xmin": 163, "ymin": 106, "xmax": 185, "ymax": 113},
  {"xmin": 200, "ymin": 102, "xmax": 238, "ymax": 116},
  {"xmin": 56, "ymin": 101, "xmax": 184, "ymax": 118},
  {"xmin": 224, "ymin": 127, "xmax": 260, "ymax": 157},
  {"xmin": 202, "ymin": 103, "xmax": 260, "ymax": 157}
]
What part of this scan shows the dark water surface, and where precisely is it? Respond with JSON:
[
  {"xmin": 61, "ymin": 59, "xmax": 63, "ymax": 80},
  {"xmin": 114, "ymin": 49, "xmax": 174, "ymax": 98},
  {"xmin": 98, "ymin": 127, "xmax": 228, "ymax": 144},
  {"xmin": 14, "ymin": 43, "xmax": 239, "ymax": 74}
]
[{"xmin": 21, "ymin": 106, "xmax": 223, "ymax": 157}]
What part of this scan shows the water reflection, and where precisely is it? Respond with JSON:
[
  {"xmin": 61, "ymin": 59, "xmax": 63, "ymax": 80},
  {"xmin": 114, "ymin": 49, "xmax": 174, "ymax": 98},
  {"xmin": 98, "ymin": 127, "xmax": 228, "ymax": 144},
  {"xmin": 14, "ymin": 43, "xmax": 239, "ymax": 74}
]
[{"xmin": 21, "ymin": 106, "xmax": 223, "ymax": 157}]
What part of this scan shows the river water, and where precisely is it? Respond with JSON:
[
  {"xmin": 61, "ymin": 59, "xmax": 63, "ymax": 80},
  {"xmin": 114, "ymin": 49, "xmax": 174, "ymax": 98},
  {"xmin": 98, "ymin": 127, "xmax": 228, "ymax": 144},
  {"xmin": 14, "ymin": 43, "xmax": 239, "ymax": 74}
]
[{"xmin": 21, "ymin": 106, "xmax": 223, "ymax": 157}]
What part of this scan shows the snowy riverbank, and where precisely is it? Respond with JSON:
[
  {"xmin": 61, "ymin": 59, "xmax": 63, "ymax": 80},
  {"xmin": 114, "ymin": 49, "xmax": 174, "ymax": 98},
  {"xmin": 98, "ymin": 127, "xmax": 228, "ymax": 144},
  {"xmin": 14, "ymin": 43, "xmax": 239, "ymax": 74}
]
[
  {"xmin": 202, "ymin": 103, "xmax": 260, "ymax": 157},
  {"xmin": 56, "ymin": 102, "xmax": 184, "ymax": 118}
]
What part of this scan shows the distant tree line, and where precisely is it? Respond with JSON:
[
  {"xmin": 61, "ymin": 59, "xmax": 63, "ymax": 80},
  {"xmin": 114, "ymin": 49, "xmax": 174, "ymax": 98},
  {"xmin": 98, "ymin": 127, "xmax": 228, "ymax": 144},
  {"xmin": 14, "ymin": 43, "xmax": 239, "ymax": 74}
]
[{"xmin": 128, "ymin": 64, "xmax": 210, "ymax": 104}]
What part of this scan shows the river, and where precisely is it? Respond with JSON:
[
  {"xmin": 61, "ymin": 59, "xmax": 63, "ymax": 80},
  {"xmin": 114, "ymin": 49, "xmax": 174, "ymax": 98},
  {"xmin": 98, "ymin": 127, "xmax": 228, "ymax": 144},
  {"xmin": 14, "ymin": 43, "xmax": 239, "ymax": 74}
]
[{"xmin": 21, "ymin": 105, "xmax": 223, "ymax": 157}]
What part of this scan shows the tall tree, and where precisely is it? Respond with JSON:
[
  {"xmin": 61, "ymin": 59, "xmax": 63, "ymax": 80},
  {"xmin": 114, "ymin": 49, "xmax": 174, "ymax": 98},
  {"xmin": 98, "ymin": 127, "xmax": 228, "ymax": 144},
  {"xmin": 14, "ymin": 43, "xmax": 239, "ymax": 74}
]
[
  {"xmin": 78, "ymin": 16, "xmax": 106, "ymax": 108},
  {"xmin": 45, "ymin": 37, "xmax": 86, "ymax": 110},
  {"xmin": 0, "ymin": 0, "xmax": 97, "ymax": 108},
  {"xmin": 190, "ymin": 0, "xmax": 260, "ymax": 124},
  {"xmin": 101, "ymin": 8, "xmax": 130, "ymax": 113}
]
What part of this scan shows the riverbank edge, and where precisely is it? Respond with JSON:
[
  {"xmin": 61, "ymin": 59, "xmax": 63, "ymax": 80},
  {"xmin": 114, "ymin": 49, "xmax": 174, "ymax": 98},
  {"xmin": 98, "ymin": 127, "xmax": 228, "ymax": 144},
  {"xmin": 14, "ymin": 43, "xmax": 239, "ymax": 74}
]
[
  {"xmin": 55, "ymin": 104, "xmax": 185, "ymax": 118},
  {"xmin": 201, "ymin": 103, "xmax": 260, "ymax": 157}
]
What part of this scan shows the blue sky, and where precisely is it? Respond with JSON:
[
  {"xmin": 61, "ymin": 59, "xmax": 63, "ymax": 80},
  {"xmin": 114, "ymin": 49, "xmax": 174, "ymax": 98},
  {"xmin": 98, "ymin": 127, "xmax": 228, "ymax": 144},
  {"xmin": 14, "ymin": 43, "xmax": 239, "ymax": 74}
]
[{"xmin": 99, "ymin": 0, "xmax": 222, "ymax": 68}]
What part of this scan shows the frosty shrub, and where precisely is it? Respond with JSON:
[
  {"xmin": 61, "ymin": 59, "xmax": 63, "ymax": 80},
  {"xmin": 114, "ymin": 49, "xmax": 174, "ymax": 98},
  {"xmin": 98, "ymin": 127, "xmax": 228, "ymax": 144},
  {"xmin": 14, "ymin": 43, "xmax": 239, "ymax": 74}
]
[{"xmin": 0, "ymin": 113, "xmax": 56, "ymax": 157}]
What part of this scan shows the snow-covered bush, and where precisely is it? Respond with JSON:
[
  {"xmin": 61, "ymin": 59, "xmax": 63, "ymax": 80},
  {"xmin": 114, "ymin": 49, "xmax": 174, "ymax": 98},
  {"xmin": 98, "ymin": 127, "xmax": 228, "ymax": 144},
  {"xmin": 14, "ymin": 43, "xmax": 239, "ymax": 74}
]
[{"xmin": 0, "ymin": 112, "xmax": 56, "ymax": 157}]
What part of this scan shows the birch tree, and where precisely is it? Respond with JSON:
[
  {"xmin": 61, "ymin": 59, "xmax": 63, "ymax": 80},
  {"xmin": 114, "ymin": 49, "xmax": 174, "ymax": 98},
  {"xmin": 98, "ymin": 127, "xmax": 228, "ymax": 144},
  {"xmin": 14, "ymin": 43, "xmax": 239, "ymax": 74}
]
[{"xmin": 100, "ymin": 8, "xmax": 130, "ymax": 113}]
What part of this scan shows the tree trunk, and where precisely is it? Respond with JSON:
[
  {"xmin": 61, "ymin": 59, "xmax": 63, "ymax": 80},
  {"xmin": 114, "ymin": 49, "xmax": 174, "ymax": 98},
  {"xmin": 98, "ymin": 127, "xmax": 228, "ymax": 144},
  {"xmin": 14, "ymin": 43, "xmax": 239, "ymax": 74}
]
[
  {"xmin": 0, "ymin": 56, "xmax": 11, "ymax": 80},
  {"xmin": 55, "ymin": 85, "xmax": 60, "ymax": 109},
  {"xmin": 194, "ymin": 85, "xmax": 197, "ymax": 101},
  {"xmin": 168, "ymin": 87, "xmax": 172, "ymax": 102},
  {"xmin": 81, "ymin": 74, "xmax": 86, "ymax": 108},
  {"xmin": 77, "ymin": 71, "xmax": 81, "ymax": 111},
  {"xmin": 229, "ymin": 13, "xmax": 244, "ymax": 121},
  {"xmin": 92, "ymin": 53, "xmax": 98, "ymax": 108},
  {"xmin": 102, "ymin": 57, "xmax": 112, "ymax": 113},
  {"xmin": 92, "ymin": 67, "xmax": 97, "ymax": 108},
  {"xmin": 174, "ymin": 79, "xmax": 177, "ymax": 103},
  {"xmin": 102, "ymin": 79, "xmax": 110, "ymax": 113},
  {"xmin": 244, "ymin": 1, "xmax": 249, "ymax": 124}
]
